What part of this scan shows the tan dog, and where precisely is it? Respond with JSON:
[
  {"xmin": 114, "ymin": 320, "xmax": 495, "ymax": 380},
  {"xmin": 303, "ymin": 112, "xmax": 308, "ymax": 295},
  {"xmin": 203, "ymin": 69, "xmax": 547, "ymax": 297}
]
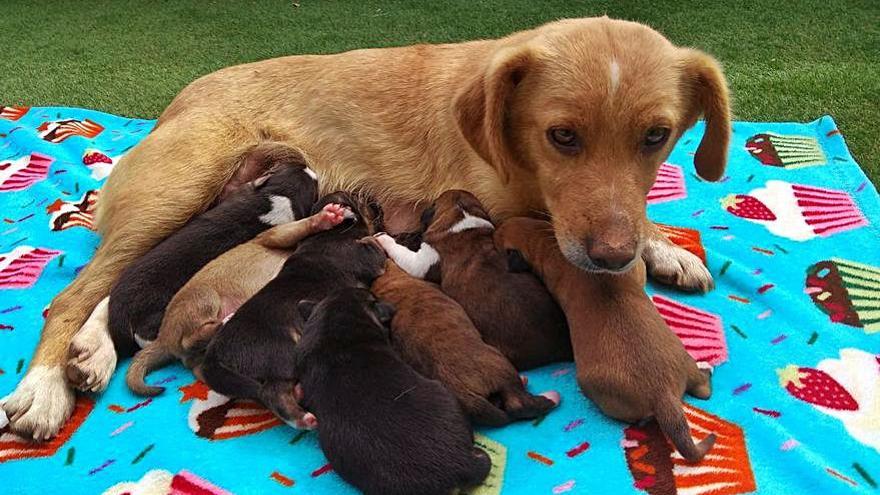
[
  {"xmin": 496, "ymin": 217, "xmax": 715, "ymax": 462},
  {"xmin": 372, "ymin": 260, "xmax": 560, "ymax": 426},
  {"xmin": 125, "ymin": 203, "xmax": 350, "ymax": 396},
  {"xmin": 3, "ymin": 16, "xmax": 729, "ymax": 439}
]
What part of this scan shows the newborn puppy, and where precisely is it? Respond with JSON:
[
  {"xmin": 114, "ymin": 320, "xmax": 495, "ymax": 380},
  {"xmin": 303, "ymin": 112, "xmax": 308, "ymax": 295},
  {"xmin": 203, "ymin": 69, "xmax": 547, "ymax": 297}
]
[
  {"xmin": 376, "ymin": 189, "xmax": 571, "ymax": 370},
  {"xmin": 125, "ymin": 203, "xmax": 349, "ymax": 396},
  {"xmin": 295, "ymin": 288, "xmax": 491, "ymax": 495},
  {"xmin": 372, "ymin": 260, "xmax": 559, "ymax": 426},
  {"xmin": 496, "ymin": 217, "xmax": 715, "ymax": 462},
  {"xmin": 199, "ymin": 191, "xmax": 386, "ymax": 428},
  {"xmin": 106, "ymin": 147, "xmax": 318, "ymax": 359}
]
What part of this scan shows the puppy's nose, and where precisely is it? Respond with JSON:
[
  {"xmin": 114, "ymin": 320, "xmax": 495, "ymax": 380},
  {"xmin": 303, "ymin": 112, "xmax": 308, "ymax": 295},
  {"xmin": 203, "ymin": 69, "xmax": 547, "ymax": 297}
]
[{"xmin": 586, "ymin": 237, "xmax": 637, "ymax": 271}]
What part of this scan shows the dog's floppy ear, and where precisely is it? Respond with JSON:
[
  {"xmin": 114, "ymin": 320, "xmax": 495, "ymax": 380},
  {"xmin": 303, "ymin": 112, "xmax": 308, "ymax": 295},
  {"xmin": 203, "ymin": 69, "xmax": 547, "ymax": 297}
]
[
  {"xmin": 453, "ymin": 44, "xmax": 537, "ymax": 184},
  {"xmin": 297, "ymin": 300, "xmax": 318, "ymax": 322},
  {"xmin": 678, "ymin": 49, "xmax": 731, "ymax": 182}
]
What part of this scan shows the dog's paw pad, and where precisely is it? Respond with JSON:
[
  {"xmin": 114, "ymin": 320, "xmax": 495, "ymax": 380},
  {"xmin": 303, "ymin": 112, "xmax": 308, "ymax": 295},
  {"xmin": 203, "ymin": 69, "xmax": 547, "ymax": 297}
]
[
  {"xmin": 2, "ymin": 366, "xmax": 75, "ymax": 440},
  {"xmin": 315, "ymin": 203, "xmax": 349, "ymax": 230}
]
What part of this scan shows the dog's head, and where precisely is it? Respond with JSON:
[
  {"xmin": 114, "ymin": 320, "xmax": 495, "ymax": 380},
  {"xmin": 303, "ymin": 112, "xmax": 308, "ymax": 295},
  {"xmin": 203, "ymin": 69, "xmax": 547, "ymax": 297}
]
[
  {"xmin": 297, "ymin": 288, "xmax": 396, "ymax": 346},
  {"xmin": 422, "ymin": 189, "xmax": 495, "ymax": 239},
  {"xmin": 454, "ymin": 17, "xmax": 730, "ymax": 273}
]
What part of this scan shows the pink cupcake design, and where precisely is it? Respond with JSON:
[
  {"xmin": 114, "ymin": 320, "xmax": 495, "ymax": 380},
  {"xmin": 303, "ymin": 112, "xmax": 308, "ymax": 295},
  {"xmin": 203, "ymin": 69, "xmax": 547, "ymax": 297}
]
[
  {"xmin": 722, "ymin": 180, "xmax": 867, "ymax": 241},
  {"xmin": 647, "ymin": 163, "xmax": 687, "ymax": 204},
  {"xmin": 652, "ymin": 295, "xmax": 728, "ymax": 366},
  {"xmin": 0, "ymin": 246, "xmax": 63, "ymax": 289},
  {"xmin": 0, "ymin": 106, "xmax": 29, "ymax": 121},
  {"xmin": 0, "ymin": 152, "xmax": 54, "ymax": 192},
  {"xmin": 102, "ymin": 469, "xmax": 232, "ymax": 495},
  {"xmin": 36, "ymin": 118, "xmax": 104, "ymax": 143}
]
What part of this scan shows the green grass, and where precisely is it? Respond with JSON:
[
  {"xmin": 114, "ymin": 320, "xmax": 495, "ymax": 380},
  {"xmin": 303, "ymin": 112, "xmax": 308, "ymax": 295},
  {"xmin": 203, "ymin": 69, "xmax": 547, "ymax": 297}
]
[{"xmin": 2, "ymin": 0, "xmax": 878, "ymax": 181}]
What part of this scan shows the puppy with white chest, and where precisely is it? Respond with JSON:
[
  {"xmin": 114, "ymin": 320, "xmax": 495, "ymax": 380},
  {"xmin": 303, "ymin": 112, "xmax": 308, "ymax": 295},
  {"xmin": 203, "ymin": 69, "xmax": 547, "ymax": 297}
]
[
  {"xmin": 199, "ymin": 192, "xmax": 386, "ymax": 428},
  {"xmin": 103, "ymin": 145, "xmax": 319, "ymax": 361},
  {"xmin": 295, "ymin": 288, "xmax": 491, "ymax": 495},
  {"xmin": 124, "ymin": 203, "xmax": 350, "ymax": 396},
  {"xmin": 376, "ymin": 189, "xmax": 571, "ymax": 370}
]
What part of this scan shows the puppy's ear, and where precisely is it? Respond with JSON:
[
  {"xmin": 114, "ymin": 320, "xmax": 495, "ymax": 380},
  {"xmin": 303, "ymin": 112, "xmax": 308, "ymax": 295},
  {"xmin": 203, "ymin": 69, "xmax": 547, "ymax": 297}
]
[
  {"xmin": 297, "ymin": 300, "xmax": 318, "ymax": 322},
  {"xmin": 678, "ymin": 49, "xmax": 731, "ymax": 182},
  {"xmin": 419, "ymin": 204, "xmax": 436, "ymax": 230},
  {"xmin": 374, "ymin": 300, "xmax": 396, "ymax": 326},
  {"xmin": 453, "ymin": 44, "xmax": 537, "ymax": 184},
  {"xmin": 252, "ymin": 173, "xmax": 273, "ymax": 189}
]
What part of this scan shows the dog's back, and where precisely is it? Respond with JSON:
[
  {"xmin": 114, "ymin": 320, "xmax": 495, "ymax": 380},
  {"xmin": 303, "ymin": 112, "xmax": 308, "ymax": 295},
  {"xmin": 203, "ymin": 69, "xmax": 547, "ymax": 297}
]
[
  {"xmin": 107, "ymin": 163, "xmax": 318, "ymax": 356},
  {"xmin": 296, "ymin": 288, "xmax": 490, "ymax": 495}
]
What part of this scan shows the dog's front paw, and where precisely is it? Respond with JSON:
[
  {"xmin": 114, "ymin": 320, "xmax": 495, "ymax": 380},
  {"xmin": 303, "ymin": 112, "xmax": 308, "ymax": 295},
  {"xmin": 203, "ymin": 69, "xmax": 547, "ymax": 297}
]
[
  {"xmin": 643, "ymin": 239, "xmax": 713, "ymax": 292},
  {"xmin": 312, "ymin": 203, "xmax": 349, "ymax": 231},
  {"xmin": 1, "ymin": 365, "xmax": 76, "ymax": 440},
  {"xmin": 66, "ymin": 299, "xmax": 116, "ymax": 393}
]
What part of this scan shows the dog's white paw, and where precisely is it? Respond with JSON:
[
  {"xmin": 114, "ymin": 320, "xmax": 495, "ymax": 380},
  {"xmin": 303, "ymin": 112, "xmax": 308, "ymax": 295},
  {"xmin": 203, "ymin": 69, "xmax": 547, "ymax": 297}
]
[
  {"xmin": 643, "ymin": 239, "xmax": 713, "ymax": 292},
  {"xmin": 1, "ymin": 365, "xmax": 76, "ymax": 440},
  {"xmin": 66, "ymin": 297, "xmax": 116, "ymax": 392}
]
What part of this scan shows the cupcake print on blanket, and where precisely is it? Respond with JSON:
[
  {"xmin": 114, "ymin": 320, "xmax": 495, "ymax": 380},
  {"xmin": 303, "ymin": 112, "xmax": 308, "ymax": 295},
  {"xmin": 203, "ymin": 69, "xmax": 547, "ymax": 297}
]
[
  {"xmin": 778, "ymin": 348, "xmax": 880, "ymax": 453},
  {"xmin": 722, "ymin": 180, "xmax": 867, "ymax": 241},
  {"xmin": 648, "ymin": 163, "xmax": 687, "ymax": 204},
  {"xmin": 179, "ymin": 381, "xmax": 283, "ymax": 440},
  {"xmin": 0, "ymin": 246, "xmax": 62, "ymax": 289},
  {"xmin": 745, "ymin": 133, "xmax": 826, "ymax": 169},
  {"xmin": 805, "ymin": 258, "xmax": 880, "ymax": 333},
  {"xmin": 622, "ymin": 404, "xmax": 756, "ymax": 495},
  {"xmin": 0, "ymin": 152, "xmax": 54, "ymax": 192},
  {"xmin": 652, "ymin": 296, "xmax": 727, "ymax": 366}
]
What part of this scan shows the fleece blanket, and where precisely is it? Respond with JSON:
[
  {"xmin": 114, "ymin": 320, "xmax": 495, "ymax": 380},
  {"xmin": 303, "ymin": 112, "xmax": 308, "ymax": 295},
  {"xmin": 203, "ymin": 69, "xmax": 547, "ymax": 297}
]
[{"xmin": 0, "ymin": 106, "xmax": 878, "ymax": 495}]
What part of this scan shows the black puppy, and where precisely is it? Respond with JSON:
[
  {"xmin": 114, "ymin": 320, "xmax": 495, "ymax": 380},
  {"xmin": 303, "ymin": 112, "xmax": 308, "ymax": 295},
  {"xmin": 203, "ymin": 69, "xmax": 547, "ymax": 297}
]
[
  {"xmin": 295, "ymin": 288, "xmax": 491, "ymax": 495},
  {"xmin": 106, "ymin": 151, "xmax": 319, "ymax": 358},
  {"xmin": 198, "ymin": 191, "xmax": 386, "ymax": 428}
]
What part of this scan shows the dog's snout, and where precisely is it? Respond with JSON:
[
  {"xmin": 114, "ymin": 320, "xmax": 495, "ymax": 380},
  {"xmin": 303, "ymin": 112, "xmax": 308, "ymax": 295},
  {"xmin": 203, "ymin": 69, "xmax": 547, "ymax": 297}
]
[{"xmin": 585, "ymin": 236, "xmax": 637, "ymax": 271}]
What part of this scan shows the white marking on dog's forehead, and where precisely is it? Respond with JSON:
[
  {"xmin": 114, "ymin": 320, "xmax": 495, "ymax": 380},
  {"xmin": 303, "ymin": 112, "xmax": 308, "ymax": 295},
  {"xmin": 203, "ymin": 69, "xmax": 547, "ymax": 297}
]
[
  {"xmin": 609, "ymin": 59, "xmax": 621, "ymax": 94},
  {"xmin": 260, "ymin": 195, "xmax": 296, "ymax": 226},
  {"xmin": 449, "ymin": 211, "xmax": 494, "ymax": 233},
  {"xmin": 304, "ymin": 167, "xmax": 318, "ymax": 181}
]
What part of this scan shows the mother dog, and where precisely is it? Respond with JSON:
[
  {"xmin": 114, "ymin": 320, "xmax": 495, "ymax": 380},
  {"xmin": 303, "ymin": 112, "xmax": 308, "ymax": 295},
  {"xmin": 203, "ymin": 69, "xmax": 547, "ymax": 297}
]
[{"xmin": 2, "ymin": 16, "xmax": 729, "ymax": 439}]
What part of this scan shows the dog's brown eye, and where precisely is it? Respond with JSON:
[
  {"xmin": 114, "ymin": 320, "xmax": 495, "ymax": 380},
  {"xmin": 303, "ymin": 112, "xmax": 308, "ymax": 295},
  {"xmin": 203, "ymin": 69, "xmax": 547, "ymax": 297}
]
[
  {"xmin": 547, "ymin": 127, "xmax": 581, "ymax": 154},
  {"xmin": 644, "ymin": 127, "xmax": 670, "ymax": 149}
]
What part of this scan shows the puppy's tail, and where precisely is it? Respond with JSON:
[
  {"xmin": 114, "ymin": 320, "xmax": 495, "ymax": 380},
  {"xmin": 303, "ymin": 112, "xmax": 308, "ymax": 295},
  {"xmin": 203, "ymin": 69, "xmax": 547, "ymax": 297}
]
[
  {"xmin": 655, "ymin": 395, "xmax": 716, "ymax": 462},
  {"xmin": 126, "ymin": 342, "xmax": 174, "ymax": 396}
]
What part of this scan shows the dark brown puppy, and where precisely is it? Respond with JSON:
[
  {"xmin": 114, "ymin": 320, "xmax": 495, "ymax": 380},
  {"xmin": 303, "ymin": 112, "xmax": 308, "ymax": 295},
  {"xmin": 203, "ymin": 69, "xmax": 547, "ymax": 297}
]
[
  {"xmin": 295, "ymin": 288, "xmax": 490, "ymax": 495},
  {"xmin": 376, "ymin": 189, "xmax": 571, "ymax": 370},
  {"xmin": 496, "ymin": 217, "xmax": 715, "ymax": 462},
  {"xmin": 199, "ymin": 192, "xmax": 386, "ymax": 428},
  {"xmin": 371, "ymin": 260, "xmax": 560, "ymax": 426},
  {"xmin": 105, "ymin": 147, "xmax": 318, "ymax": 359}
]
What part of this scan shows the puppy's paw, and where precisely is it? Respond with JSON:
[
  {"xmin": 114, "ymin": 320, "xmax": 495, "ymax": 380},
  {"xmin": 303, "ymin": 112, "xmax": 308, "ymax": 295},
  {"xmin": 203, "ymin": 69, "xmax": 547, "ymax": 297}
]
[
  {"xmin": 66, "ymin": 300, "xmax": 116, "ymax": 393},
  {"xmin": 1, "ymin": 365, "xmax": 76, "ymax": 440},
  {"xmin": 643, "ymin": 240, "xmax": 713, "ymax": 292},
  {"xmin": 312, "ymin": 203, "xmax": 350, "ymax": 231}
]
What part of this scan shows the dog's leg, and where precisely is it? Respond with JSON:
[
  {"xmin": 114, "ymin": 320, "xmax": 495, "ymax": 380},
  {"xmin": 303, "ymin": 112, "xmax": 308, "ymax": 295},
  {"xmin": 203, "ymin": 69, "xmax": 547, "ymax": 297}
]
[
  {"xmin": 642, "ymin": 223, "xmax": 713, "ymax": 292},
  {"xmin": 2, "ymin": 124, "xmax": 247, "ymax": 439},
  {"xmin": 67, "ymin": 296, "xmax": 116, "ymax": 393},
  {"xmin": 373, "ymin": 233, "xmax": 440, "ymax": 279}
]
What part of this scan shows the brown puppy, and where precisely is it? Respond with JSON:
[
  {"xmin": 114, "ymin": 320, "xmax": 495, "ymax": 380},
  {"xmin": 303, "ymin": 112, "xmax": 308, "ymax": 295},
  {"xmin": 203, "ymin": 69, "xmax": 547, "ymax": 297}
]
[
  {"xmin": 125, "ymin": 203, "xmax": 349, "ymax": 396},
  {"xmin": 8, "ymin": 17, "xmax": 730, "ymax": 439},
  {"xmin": 377, "ymin": 190, "xmax": 571, "ymax": 370},
  {"xmin": 495, "ymin": 217, "xmax": 715, "ymax": 462},
  {"xmin": 371, "ymin": 260, "xmax": 560, "ymax": 426}
]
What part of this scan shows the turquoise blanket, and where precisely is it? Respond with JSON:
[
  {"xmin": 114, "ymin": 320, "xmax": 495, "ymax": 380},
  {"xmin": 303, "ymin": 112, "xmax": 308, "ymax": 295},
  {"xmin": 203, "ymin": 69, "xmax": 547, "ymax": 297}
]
[{"xmin": 1, "ymin": 107, "xmax": 878, "ymax": 495}]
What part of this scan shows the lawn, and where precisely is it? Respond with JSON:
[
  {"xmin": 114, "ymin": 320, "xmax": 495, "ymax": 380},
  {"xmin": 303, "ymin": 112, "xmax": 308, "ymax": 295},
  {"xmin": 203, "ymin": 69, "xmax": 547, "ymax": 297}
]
[{"xmin": 2, "ymin": 0, "xmax": 878, "ymax": 182}]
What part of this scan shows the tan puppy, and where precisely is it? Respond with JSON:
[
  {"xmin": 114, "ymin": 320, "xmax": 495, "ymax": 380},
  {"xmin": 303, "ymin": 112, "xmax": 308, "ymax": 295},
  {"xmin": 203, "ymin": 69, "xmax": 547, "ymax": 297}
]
[
  {"xmin": 495, "ymin": 217, "xmax": 715, "ymax": 462},
  {"xmin": 5, "ymin": 17, "xmax": 730, "ymax": 439},
  {"xmin": 125, "ymin": 203, "xmax": 350, "ymax": 396},
  {"xmin": 371, "ymin": 260, "xmax": 560, "ymax": 426}
]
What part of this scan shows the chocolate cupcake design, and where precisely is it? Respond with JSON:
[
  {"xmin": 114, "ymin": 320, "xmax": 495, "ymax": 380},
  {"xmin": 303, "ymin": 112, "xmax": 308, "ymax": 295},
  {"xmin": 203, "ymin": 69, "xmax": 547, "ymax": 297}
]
[
  {"xmin": 806, "ymin": 258, "xmax": 880, "ymax": 333},
  {"xmin": 180, "ymin": 380, "xmax": 282, "ymax": 440},
  {"xmin": 0, "ymin": 397, "xmax": 94, "ymax": 463},
  {"xmin": 745, "ymin": 132, "xmax": 826, "ymax": 169},
  {"xmin": 36, "ymin": 118, "xmax": 104, "ymax": 143},
  {"xmin": 0, "ymin": 106, "xmax": 29, "ymax": 121},
  {"xmin": 623, "ymin": 404, "xmax": 756, "ymax": 495},
  {"xmin": 46, "ymin": 189, "xmax": 99, "ymax": 231}
]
